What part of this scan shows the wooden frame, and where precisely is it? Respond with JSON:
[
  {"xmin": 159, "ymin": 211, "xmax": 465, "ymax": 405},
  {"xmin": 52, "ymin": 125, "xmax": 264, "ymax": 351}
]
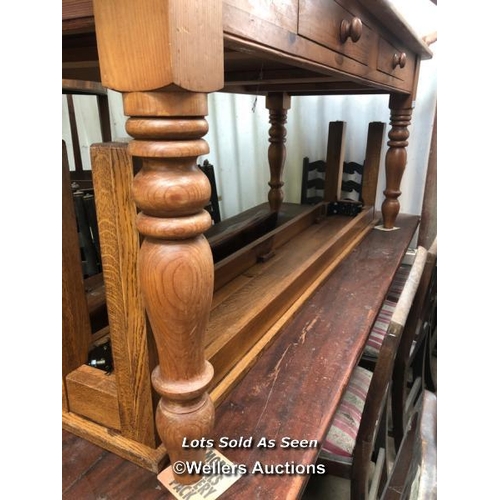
[
  {"xmin": 391, "ymin": 238, "xmax": 437, "ymax": 450},
  {"xmin": 209, "ymin": 215, "xmax": 422, "ymax": 498}
]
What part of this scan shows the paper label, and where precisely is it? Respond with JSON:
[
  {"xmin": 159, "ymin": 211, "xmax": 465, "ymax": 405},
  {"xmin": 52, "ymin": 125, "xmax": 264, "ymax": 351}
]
[
  {"xmin": 374, "ymin": 224, "xmax": 400, "ymax": 232},
  {"xmin": 157, "ymin": 449, "xmax": 243, "ymax": 500}
]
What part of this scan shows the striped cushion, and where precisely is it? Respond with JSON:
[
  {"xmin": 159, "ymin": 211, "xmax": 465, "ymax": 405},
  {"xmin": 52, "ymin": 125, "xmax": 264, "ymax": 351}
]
[
  {"xmin": 387, "ymin": 264, "xmax": 411, "ymax": 302},
  {"xmin": 364, "ymin": 264, "xmax": 411, "ymax": 358},
  {"xmin": 321, "ymin": 366, "xmax": 373, "ymax": 461},
  {"xmin": 364, "ymin": 298, "xmax": 397, "ymax": 357}
]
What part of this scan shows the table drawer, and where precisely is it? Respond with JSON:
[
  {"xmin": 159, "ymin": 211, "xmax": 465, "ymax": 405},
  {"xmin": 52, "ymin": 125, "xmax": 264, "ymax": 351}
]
[
  {"xmin": 298, "ymin": 0, "xmax": 376, "ymax": 66},
  {"xmin": 377, "ymin": 36, "xmax": 415, "ymax": 82}
]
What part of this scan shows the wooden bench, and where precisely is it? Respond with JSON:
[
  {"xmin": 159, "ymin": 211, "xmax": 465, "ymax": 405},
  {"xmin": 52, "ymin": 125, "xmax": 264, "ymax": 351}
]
[
  {"xmin": 63, "ymin": 214, "xmax": 420, "ymax": 498},
  {"xmin": 204, "ymin": 214, "xmax": 420, "ymax": 498}
]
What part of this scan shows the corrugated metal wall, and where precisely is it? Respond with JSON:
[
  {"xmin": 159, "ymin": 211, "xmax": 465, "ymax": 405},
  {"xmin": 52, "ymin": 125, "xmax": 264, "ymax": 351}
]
[
  {"xmin": 63, "ymin": 61, "xmax": 436, "ymax": 222},
  {"xmin": 62, "ymin": 1, "xmax": 437, "ymax": 222}
]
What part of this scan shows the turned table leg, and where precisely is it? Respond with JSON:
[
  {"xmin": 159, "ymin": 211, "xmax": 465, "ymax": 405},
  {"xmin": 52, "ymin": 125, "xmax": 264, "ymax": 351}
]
[
  {"xmin": 382, "ymin": 94, "xmax": 414, "ymax": 229},
  {"xmin": 266, "ymin": 93, "xmax": 291, "ymax": 213},
  {"xmin": 92, "ymin": 0, "xmax": 223, "ymax": 482},
  {"xmin": 124, "ymin": 91, "xmax": 215, "ymax": 484}
]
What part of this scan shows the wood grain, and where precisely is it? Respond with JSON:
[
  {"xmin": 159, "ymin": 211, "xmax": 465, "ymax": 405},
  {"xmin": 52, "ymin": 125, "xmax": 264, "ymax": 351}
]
[
  {"xmin": 63, "ymin": 429, "xmax": 108, "ymax": 494},
  {"xmin": 123, "ymin": 92, "xmax": 216, "ymax": 484},
  {"xmin": 210, "ymin": 214, "xmax": 375, "ymax": 405},
  {"xmin": 224, "ymin": 0, "xmax": 299, "ymax": 34},
  {"xmin": 298, "ymin": 0, "xmax": 377, "ymax": 67},
  {"xmin": 325, "ymin": 121, "xmax": 346, "ymax": 202},
  {"xmin": 213, "ymin": 203, "xmax": 322, "ymax": 291},
  {"xmin": 63, "ymin": 413, "xmax": 167, "ymax": 474},
  {"xmin": 62, "ymin": 0, "xmax": 93, "ymax": 21},
  {"xmin": 362, "ymin": 121, "xmax": 385, "ymax": 206},
  {"xmin": 66, "ymin": 365, "xmax": 121, "ymax": 431},
  {"xmin": 62, "ymin": 214, "xmax": 420, "ymax": 498},
  {"xmin": 62, "ymin": 78, "xmax": 107, "ymax": 95},
  {"xmin": 62, "ymin": 141, "xmax": 92, "ymax": 389},
  {"xmin": 91, "ymin": 142, "xmax": 159, "ymax": 448},
  {"xmin": 62, "ymin": 1, "xmax": 433, "ymax": 483},
  {"xmin": 206, "ymin": 208, "xmax": 375, "ymax": 388},
  {"xmin": 63, "ymin": 0, "xmax": 428, "ymax": 93},
  {"xmin": 92, "ymin": 0, "xmax": 224, "ymax": 92},
  {"xmin": 222, "ymin": 3, "xmax": 416, "ymax": 94}
]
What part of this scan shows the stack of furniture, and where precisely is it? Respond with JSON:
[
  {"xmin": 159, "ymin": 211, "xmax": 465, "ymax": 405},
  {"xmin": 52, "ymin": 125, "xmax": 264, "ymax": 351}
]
[
  {"xmin": 318, "ymin": 246, "xmax": 428, "ymax": 499},
  {"xmin": 381, "ymin": 390, "xmax": 437, "ymax": 499},
  {"xmin": 301, "ymin": 121, "xmax": 385, "ymax": 208}
]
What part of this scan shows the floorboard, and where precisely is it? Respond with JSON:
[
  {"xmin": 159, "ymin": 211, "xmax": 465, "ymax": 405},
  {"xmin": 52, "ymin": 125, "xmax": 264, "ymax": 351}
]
[{"xmin": 62, "ymin": 430, "xmax": 166, "ymax": 499}]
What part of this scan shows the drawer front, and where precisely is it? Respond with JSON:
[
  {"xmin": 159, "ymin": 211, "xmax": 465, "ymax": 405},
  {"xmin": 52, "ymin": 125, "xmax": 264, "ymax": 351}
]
[
  {"xmin": 377, "ymin": 36, "xmax": 415, "ymax": 82},
  {"xmin": 298, "ymin": 0, "xmax": 376, "ymax": 66}
]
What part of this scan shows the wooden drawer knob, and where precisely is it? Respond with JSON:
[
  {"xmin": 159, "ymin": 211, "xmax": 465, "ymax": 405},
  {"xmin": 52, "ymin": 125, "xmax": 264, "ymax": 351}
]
[
  {"xmin": 392, "ymin": 52, "xmax": 407, "ymax": 69},
  {"xmin": 340, "ymin": 17, "xmax": 362, "ymax": 43}
]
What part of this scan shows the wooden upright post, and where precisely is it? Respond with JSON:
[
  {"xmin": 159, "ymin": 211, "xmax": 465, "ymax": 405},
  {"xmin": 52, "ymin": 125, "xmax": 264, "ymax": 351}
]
[
  {"xmin": 417, "ymin": 108, "xmax": 437, "ymax": 248},
  {"xmin": 93, "ymin": 0, "xmax": 224, "ymax": 484},
  {"xmin": 324, "ymin": 121, "xmax": 347, "ymax": 202},
  {"xmin": 62, "ymin": 141, "xmax": 93, "ymax": 405},
  {"xmin": 361, "ymin": 121, "xmax": 385, "ymax": 207},
  {"xmin": 266, "ymin": 93, "xmax": 291, "ymax": 212}
]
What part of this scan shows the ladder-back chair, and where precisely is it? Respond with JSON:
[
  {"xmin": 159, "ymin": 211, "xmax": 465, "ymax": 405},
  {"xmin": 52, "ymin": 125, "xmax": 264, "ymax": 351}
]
[{"xmin": 317, "ymin": 246, "xmax": 428, "ymax": 499}]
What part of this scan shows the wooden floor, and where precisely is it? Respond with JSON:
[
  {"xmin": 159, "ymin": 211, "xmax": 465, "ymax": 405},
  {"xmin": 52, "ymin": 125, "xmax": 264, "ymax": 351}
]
[
  {"xmin": 63, "ymin": 429, "xmax": 170, "ymax": 499},
  {"xmin": 62, "ymin": 429, "xmax": 346, "ymax": 499}
]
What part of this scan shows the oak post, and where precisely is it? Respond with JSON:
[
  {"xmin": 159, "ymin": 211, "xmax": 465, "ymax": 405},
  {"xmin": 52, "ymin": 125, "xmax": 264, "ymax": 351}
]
[
  {"xmin": 125, "ymin": 91, "xmax": 215, "ymax": 484},
  {"xmin": 382, "ymin": 94, "xmax": 414, "ymax": 228},
  {"xmin": 266, "ymin": 93, "xmax": 291, "ymax": 212},
  {"xmin": 324, "ymin": 121, "xmax": 347, "ymax": 202},
  {"xmin": 92, "ymin": 0, "xmax": 223, "ymax": 484},
  {"xmin": 62, "ymin": 141, "xmax": 93, "ymax": 390}
]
